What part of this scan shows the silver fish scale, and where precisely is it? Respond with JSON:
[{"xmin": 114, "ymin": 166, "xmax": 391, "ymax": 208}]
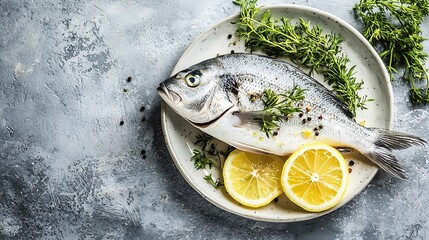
[
  {"xmin": 216, "ymin": 54, "xmax": 370, "ymax": 150},
  {"xmin": 159, "ymin": 53, "xmax": 426, "ymax": 178}
]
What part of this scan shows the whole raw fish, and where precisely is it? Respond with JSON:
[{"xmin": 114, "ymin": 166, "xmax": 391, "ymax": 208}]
[{"xmin": 158, "ymin": 53, "xmax": 426, "ymax": 179}]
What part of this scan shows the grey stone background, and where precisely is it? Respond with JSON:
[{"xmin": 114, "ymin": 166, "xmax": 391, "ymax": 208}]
[{"xmin": 0, "ymin": 0, "xmax": 428, "ymax": 239}]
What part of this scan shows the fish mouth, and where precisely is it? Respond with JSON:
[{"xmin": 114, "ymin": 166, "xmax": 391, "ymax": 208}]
[{"xmin": 157, "ymin": 83, "xmax": 182, "ymax": 104}]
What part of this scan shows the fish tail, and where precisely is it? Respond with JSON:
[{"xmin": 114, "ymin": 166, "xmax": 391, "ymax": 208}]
[
  {"xmin": 371, "ymin": 128, "xmax": 427, "ymax": 150},
  {"xmin": 364, "ymin": 128, "xmax": 427, "ymax": 179}
]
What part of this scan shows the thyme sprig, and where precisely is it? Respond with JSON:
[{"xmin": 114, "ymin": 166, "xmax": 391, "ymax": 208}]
[
  {"xmin": 191, "ymin": 149, "xmax": 219, "ymax": 170},
  {"xmin": 354, "ymin": 0, "xmax": 429, "ymax": 104},
  {"xmin": 233, "ymin": 0, "xmax": 371, "ymax": 116},
  {"xmin": 260, "ymin": 86, "xmax": 305, "ymax": 136},
  {"xmin": 195, "ymin": 133, "xmax": 214, "ymax": 153},
  {"xmin": 203, "ymin": 174, "xmax": 224, "ymax": 189},
  {"xmin": 191, "ymin": 133, "xmax": 235, "ymax": 188}
]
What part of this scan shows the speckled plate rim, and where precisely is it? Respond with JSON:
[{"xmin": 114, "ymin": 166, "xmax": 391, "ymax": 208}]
[{"xmin": 160, "ymin": 4, "xmax": 394, "ymax": 222}]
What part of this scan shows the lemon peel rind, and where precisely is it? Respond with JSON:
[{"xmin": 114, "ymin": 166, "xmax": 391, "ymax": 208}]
[
  {"xmin": 223, "ymin": 150, "xmax": 285, "ymax": 208},
  {"xmin": 281, "ymin": 143, "xmax": 349, "ymax": 212}
]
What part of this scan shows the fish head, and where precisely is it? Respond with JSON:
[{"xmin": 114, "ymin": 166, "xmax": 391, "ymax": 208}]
[{"xmin": 157, "ymin": 61, "xmax": 234, "ymax": 125}]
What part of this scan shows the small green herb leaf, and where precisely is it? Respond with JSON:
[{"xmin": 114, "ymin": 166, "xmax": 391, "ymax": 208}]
[
  {"xmin": 260, "ymin": 86, "xmax": 305, "ymax": 136},
  {"xmin": 191, "ymin": 134, "xmax": 232, "ymax": 189},
  {"xmin": 203, "ymin": 174, "xmax": 224, "ymax": 189},
  {"xmin": 233, "ymin": 0, "xmax": 371, "ymax": 116},
  {"xmin": 191, "ymin": 149, "xmax": 218, "ymax": 170},
  {"xmin": 354, "ymin": 0, "xmax": 429, "ymax": 104},
  {"xmin": 195, "ymin": 133, "xmax": 213, "ymax": 151}
]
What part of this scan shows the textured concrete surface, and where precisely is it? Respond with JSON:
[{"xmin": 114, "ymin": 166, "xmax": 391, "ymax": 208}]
[{"xmin": 0, "ymin": 0, "xmax": 428, "ymax": 239}]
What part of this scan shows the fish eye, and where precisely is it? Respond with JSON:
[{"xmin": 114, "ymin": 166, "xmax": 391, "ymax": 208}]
[{"xmin": 185, "ymin": 74, "xmax": 200, "ymax": 87}]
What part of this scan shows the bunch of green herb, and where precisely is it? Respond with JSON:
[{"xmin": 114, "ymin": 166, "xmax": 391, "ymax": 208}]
[
  {"xmin": 259, "ymin": 86, "xmax": 305, "ymax": 136},
  {"xmin": 191, "ymin": 133, "xmax": 235, "ymax": 188},
  {"xmin": 191, "ymin": 149, "xmax": 219, "ymax": 170},
  {"xmin": 354, "ymin": 0, "xmax": 429, "ymax": 103},
  {"xmin": 232, "ymin": 0, "xmax": 371, "ymax": 116}
]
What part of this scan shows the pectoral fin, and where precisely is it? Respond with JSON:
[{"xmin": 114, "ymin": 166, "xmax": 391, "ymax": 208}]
[{"xmin": 231, "ymin": 110, "xmax": 265, "ymax": 128}]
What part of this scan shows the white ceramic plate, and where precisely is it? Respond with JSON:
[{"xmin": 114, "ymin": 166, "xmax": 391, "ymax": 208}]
[{"xmin": 160, "ymin": 4, "xmax": 393, "ymax": 222}]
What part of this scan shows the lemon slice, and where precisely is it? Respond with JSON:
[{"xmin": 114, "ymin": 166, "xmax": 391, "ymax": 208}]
[
  {"xmin": 281, "ymin": 143, "xmax": 349, "ymax": 212},
  {"xmin": 223, "ymin": 149, "xmax": 285, "ymax": 208}
]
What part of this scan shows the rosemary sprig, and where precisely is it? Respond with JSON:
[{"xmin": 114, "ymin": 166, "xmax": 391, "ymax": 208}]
[
  {"xmin": 354, "ymin": 0, "xmax": 429, "ymax": 104},
  {"xmin": 233, "ymin": 0, "xmax": 371, "ymax": 116},
  {"xmin": 260, "ymin": 86, "xmax": 305, "ymax": 136}
]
